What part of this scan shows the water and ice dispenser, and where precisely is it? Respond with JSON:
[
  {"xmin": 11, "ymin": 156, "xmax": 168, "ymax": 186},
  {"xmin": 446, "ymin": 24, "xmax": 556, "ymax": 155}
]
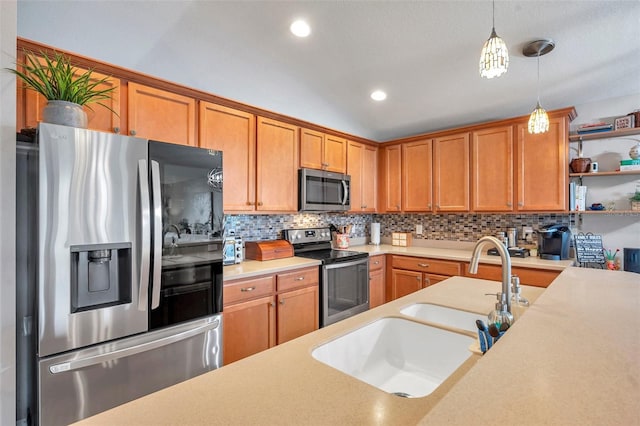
[{"xmin": 70, "ymin": 243, "xmax": 132, "ymax": 312}]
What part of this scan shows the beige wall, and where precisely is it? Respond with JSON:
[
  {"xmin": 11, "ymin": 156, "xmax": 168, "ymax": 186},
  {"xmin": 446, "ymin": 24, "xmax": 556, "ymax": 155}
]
[{"xmin": 0, "ymin": 1, "xmax": 17, "ymax": 424}]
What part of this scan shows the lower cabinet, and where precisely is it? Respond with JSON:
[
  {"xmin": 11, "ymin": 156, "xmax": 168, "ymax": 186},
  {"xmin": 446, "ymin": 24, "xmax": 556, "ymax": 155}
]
[
  {"xmin": 223, "ymin": 266, "xmax": 319, "ymax": 365},
  {"xmin": 463, "ymin": 263, "xmax": 559, "ymax": 288},
  {"xmin": 387, "ymin": 255, "xmax": 462, "ymax": 301},
  {"xmin": 368, "ymin": 255, "xmax": 386, "ymax": 308}
]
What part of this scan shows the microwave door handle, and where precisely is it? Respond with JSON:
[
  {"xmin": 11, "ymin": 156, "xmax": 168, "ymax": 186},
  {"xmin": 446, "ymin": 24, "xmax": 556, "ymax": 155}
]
[
  {"xmin": 341, "ymin": 180, "xmax": 349, "ymax": 205},
  {"xmin": 137, "ymin": 159, "xmax": 150, "ymax": 311},
  {"xmin": 150, "ymin": 160, "xmax": 163, "ymax": 309}
]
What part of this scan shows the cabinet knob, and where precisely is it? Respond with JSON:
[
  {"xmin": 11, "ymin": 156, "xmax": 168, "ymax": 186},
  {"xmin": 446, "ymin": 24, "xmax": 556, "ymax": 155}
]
[
  {"xmin": 246, "ymin": 201, "xmax": 253, "ymax": 206},
  {"xmin": 258, "ymin": 202, "xmax": 263, "ymax": 206},
  {"xmin": 373, "ymin": 261, "xmax": 380, "ymax": 265},
  {"xmin": 418, "ymin": 263, "xmax": 429, "ymax": 268},
  {"xmin": 507, "ymin": 202, "xmax": 512, "ymax": 207},
  {"xmin": 130, "ymin": 130, "xmax": 137, "ymax": 136},
  {"xmin": 279, "ymin": 299, "xmax": 285, "ymax": 305},
  {"xmin": 270, "ymin": 302, "xmax": 275, "ymax": 307},
  {"xmin": 295, "ymin": 276, "xmax": 304, "ymax": 281},
  {"xmin": 362, "ymin": 205, "xmax": 367, "ymax": 209},
  {"xmin": 518, "ymin": 202, "xmax": 524, "ymax": 207},
  {"xmin": 424, "ymin": 278, "xmax": 431, "ymax": 286},
  {"xmin": 416, "ymin": 276, "xmax": 421, "ymax": 281},
  {"xmin": 113, "ymin": 127, "xmax": 120, "ymax": 134}
]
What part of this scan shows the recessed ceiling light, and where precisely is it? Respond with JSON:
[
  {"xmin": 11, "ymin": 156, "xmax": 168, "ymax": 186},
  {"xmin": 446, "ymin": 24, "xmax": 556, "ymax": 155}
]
[
  {"xmin": 370, "ymin": 90, "xmax": 387, "ymax": 101},
  {"xmin": 290, "ymin": 19, "xmax": 311, "ymax": 37}
]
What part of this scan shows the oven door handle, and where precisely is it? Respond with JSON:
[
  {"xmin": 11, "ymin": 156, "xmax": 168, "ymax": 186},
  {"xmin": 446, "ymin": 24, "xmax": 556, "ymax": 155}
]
[
  {"xmin": 323, "ymin": 257, "xmax": 368, "ymax": 270},
  {"xmin": 341, "ymin": 180, "xmax": 349, "ymax": 205}
]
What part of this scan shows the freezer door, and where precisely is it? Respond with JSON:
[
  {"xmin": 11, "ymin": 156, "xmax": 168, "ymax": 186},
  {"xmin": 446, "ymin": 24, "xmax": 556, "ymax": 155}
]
[
  {"xmin": 38, "ymin": 315, "xmax": 222, "ymax": 426},
  {"xmin": 37, "ymin": 123, "xmax": 150, "ymax": 357}
]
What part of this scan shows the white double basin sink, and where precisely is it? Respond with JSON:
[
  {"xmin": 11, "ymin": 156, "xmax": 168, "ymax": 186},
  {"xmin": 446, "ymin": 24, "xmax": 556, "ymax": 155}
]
[{"xmin": 311, "ymin": 304, "xmax": 487, "ymax": 398}]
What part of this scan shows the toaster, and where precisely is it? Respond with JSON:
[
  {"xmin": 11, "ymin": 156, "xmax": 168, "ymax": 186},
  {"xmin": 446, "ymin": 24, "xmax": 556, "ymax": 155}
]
[{"xmin": 223, "ymin": 236, "xmax": 243, "ymax": 265}]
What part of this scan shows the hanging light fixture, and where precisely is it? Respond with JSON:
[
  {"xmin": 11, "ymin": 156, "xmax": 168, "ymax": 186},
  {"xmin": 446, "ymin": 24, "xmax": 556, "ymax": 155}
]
[
  {"xmin": 523, "ymin": 39, "xmax": 555, "ymax": 134},
  {"xmin": 479, "ymin": 0, "xmax": 509, "ymax": 79}
]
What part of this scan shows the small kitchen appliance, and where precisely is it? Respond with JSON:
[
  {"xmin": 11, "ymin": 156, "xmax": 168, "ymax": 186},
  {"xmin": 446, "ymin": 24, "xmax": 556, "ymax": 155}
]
[
  {"xmin": 283, "ymin": 227, "xmax": 369, "ymax": 327},
  {"xmin": 538, "ymin": 224, "xmax": 572, "ymax": 260},
  {"xmin": 223, "ymin": 236, "xmax": 243, "ymax": 265}
]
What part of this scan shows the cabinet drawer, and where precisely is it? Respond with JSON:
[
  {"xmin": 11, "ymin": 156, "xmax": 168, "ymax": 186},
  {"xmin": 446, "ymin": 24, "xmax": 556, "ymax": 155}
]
[
  {"xmin": 224, "ymin": 275, "xmax": 275, "ymax": 305},
  {"xmin": 464, "ymin": 264, "xmax": 559, "ymax": 288},
  {"xmin": 277, "ymin": 267, "xmax": 319, "ymax": 292},
  {"xmin": 391, "ymin": 255, "xmax": 461, "ymax": 276},
  {"xmin": 369, "ymin": 255, "xmax": 385, "ymax": 272}
]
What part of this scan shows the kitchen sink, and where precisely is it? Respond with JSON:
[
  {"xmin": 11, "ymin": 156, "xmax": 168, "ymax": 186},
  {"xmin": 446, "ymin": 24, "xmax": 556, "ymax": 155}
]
[
  {"xmin": 399, "ymin": 303, "xmax": 487, "ymax": 334},
  {"xmin": 311, "ymin": 317, "xmax": 474, "ymax": 398}
]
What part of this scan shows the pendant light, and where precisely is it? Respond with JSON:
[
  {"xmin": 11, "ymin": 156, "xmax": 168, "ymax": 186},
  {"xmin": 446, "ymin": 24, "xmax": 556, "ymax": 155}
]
[
  {"xmin": 523, "ymin": 39, "xmax": 555, "ymax": 134},
  {"xmin": 479, "ymin": 0, "xmax": 509, "ymax": 79}
]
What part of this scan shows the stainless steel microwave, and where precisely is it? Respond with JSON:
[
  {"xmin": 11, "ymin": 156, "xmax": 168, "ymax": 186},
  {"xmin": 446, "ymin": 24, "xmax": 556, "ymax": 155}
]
[{"xmin": 299, "ymin": 168, "xmax": 350, "ymax": 212}]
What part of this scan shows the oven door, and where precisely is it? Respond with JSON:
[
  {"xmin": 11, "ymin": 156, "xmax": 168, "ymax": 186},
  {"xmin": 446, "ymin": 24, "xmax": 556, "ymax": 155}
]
[
  {"xmin": 299, "ymin": 168, "xmax": 350, "ymax": 212},
  {"xmin": 321, "ymin": 257, "xmax": 369, "ymax": 327}
]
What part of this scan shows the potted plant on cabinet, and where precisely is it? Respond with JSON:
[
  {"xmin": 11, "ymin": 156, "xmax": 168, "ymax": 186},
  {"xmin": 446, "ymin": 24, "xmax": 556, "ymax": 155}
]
[{"xmin": 6, "ymin": 50, "xmax": 117, "ymax": 128}]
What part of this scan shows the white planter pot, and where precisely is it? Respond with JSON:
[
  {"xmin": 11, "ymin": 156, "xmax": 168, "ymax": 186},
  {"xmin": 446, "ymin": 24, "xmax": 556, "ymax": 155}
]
[{"xmin": 42, "ymin": 100, "xmax": 88, "ymax": 128}]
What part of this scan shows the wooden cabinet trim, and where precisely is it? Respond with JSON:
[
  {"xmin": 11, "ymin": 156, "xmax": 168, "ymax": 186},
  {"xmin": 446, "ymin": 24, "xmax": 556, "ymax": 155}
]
[{"xmin": 391, "ymin": 255, "xmax": 462, "ymax": 276}]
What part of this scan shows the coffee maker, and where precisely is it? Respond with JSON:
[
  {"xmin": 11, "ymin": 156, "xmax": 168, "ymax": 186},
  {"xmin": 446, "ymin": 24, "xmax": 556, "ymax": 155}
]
[{"xmin": 538, "ymin": 224, "xmax": 571, "ymax": 260}]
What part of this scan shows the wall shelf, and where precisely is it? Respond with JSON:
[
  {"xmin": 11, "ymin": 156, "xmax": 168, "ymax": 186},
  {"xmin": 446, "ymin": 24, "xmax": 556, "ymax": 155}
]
[
  {"xmin": 569, "ymin": 127, "xmax": 640, "ymax": 142},
  {"xmin": 569, "ymin": 170, "xmax": 640, "ymax": 178}
]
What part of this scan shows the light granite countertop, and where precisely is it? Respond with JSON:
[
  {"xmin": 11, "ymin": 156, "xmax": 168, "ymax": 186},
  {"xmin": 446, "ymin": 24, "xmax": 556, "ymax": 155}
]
[
  {"xmin": 74, "ymin": 266, "xmax": 640, "ymax": 426},
  {"xmin": 223, "ymin": 243, "xmax": 573, "ymax": 281}
]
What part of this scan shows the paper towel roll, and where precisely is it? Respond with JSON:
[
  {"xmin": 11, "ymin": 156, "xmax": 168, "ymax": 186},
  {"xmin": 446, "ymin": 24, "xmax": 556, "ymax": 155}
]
[{"xmin": 370, "ymin": 223, "xmax": 380, "ymax": 245}]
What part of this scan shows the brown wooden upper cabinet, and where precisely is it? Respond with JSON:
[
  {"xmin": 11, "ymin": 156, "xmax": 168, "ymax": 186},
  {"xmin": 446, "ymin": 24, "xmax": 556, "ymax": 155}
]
[
  {"xmin": 347, "ymin": 141, "xmax": 377, "ymax": 212},
  {"xmin": 471, "ymin": 126, "xmax": 514, "ymax": 212},
  {"xmin": 300, "ymin": 128, "xmax": 347, "ymax": 173},
  {"xmin": 380, "ymin": 144, "xmax": 402, "ymax": 212},
  {"xmin": 515, "ymin": 116, "xmax": 568, "ymax": 211},
  {"xmin": 128, "ymin": 82, "xmax": 196, "ymax": 146},
  {"xmin": 16, "ymin": 52, "xmax": 121, "ymax": 134},
  {"xmin": 199, "ymin": 102, "xmax": 256, "ymax": 211},
  {"xmin": 256, "ymin": 117, "xmax": 299, "ymax": 212},
  {"xmin": 402, "ymin": 139, "xmax": 433, "ymax": 211},
  {"xmin": 433, "ymin": 132, "xmax": 470, "ymax": 212}
]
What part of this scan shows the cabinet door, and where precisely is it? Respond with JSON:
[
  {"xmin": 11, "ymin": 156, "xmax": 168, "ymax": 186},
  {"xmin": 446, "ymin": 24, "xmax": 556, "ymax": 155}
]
[
  {"xmin": 391, "ymin": 269, "xmax": 422, "ymax": 300},
  {"xmin": 382, "ymin": 145, "xmax": 402, "ymax": 212},
  {"xmin": 402, "ymin": 139, "xmax": 433, "ymax": 211},
  {"xmin": 362, "ymin": 145, "xmax": 378, "ymax": 212},
  {"xmin": 472, "ymin": 126, "xmax": 513, "ymax": 211},
  {"xmin": 347, "ymin": 141, "xmax": 364, "ymax": 212},
  {"xmin": 516, "ymin": 117, "xmax": 567, "ymax": 211},
  {"xmin": 276, "ymin": 286, "xmax": 318, "ymax": 345},
  {"xmin": 199, "ymin": 102, "xmax": 256, "ymax": 211},
  {"xmin": 324, "ymin": 134, "xmax": 347, "ymax": 173},
  {"xmin": 128, "ymin": 82, "xmax": 196, "ymax": 146},
  {"xmin": 300, "ymin": 128, "xmax": 324, "ymax": 170},
  {"xmin": 256, "ymin": 117, "xmax": 299, "ymax": 211},
  {"xmin": 423, "ymin": 273, "xmax": 448, "ymax": 287},
  {"xmin": 433, "ymin": 133, "xmax": 470, "ymax": 211},
  {"xmin": 223, "ymin": 295, "xmax": 276, "ymax": 365},
  {"xmin": 369, "ymin": 268, "xmax": 385, "ymax": 309},
  {"xmin": 17, "ymin": 55, "xmax": 121, "ymax": 133}
]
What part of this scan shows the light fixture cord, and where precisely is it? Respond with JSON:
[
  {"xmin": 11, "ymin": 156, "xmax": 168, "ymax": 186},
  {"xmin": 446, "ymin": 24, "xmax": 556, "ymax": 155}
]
[
  {"xmin": 492, "ymin": 0, "xmax": 495, "ymax": 28},
  {"xmin": 536, "ymin": 50, "xmax": 541, "ymax": 104}
]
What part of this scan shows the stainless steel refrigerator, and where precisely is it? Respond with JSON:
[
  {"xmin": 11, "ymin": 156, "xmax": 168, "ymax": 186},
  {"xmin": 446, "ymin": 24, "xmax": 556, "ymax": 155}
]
[{"xmin": 16, "ymin": 123, "xmax": 224, "ymax": 426}]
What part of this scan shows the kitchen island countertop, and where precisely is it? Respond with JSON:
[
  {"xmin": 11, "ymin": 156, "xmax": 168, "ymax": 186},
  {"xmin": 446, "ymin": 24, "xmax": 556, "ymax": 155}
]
[{"xmin": 75, "ymin": 266, "xmax": 639, "ymax": 425}]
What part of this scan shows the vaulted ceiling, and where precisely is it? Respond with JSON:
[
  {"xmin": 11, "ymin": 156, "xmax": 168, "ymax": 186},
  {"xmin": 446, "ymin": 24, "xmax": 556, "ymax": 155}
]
[{"xmin": 17, "ymin": 0, "xmax": 640, "ymax": 141}]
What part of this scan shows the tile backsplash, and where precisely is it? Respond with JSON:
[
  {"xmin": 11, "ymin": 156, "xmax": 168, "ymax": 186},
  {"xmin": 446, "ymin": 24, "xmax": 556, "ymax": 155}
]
[{"xmin": 225, "ymin": 212, "xmax": 573, "ymax": 242}]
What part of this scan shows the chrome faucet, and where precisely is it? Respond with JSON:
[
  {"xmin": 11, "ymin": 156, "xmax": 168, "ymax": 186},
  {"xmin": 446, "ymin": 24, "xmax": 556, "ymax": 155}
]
[
  {"xmin": 469, "ymin": 236, "xmax": 512, "ymax": 315},
  {"xmin": 163, "ymin": 224, "xmax": 182, "ymax": 246}
]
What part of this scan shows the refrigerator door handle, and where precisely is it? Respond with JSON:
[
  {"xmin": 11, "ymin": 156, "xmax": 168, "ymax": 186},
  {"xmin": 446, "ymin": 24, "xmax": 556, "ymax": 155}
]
[
  {"xmin": 138, "ymin": 159, "xmax": 151, "ymax": 311},
  {"xmin": 150, "ymin": 160, "xmax": 163, "ymax": 309},
  {"xmin": 49, "ymin": 317, "xmax": 221, "ymax": 374}
]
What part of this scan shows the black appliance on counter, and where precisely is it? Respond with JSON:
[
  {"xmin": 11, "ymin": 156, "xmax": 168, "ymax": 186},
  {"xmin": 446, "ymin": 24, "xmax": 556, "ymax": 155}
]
[
  {"xmin": 282, "ymin": 227, "xmax": 369, "ymax": 327},
  {"xmin": 538, "ymin": 224, "xmax": 572, "ymax": 260}
]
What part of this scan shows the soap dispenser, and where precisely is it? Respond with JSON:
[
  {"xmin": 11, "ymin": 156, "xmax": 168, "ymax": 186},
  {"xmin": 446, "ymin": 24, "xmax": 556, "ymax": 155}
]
[{"xmin": 487, "ymin": 292, "xmax": 514, "ymax": 328}]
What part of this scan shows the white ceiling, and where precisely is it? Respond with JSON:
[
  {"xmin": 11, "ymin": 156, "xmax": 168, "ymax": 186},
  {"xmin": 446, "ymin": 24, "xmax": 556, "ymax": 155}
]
[{"xmin": 16, "ymin": 0, "xmax": 640, "ymax": 142}]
